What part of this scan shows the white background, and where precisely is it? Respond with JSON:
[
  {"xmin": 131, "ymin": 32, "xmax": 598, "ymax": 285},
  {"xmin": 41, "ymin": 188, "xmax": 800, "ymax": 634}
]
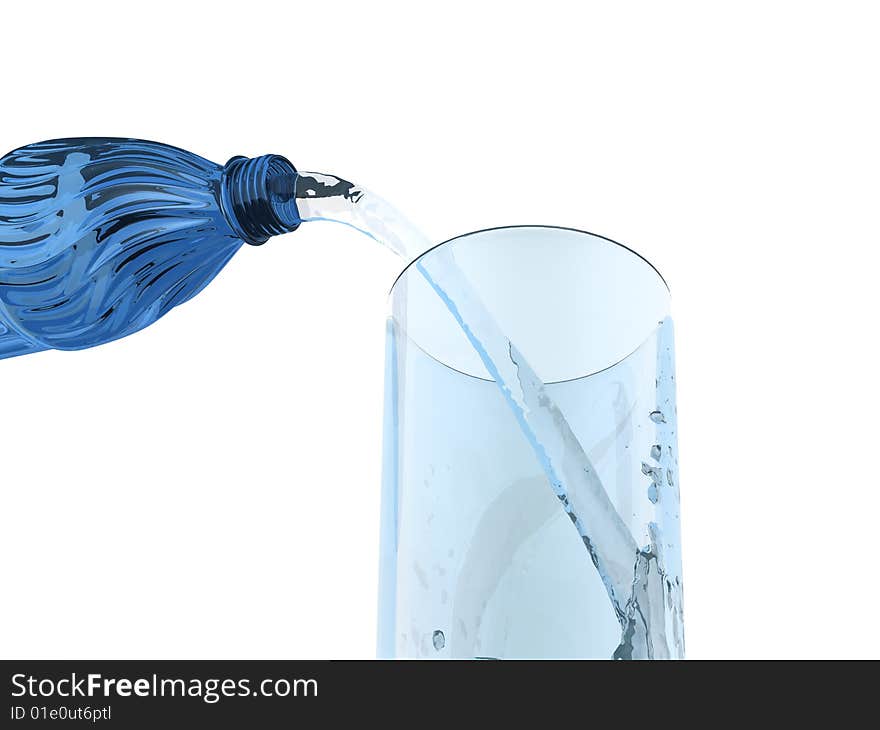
[{"xmin": 2, "ymin": 1, "xmax": 878, "ymax": 659}]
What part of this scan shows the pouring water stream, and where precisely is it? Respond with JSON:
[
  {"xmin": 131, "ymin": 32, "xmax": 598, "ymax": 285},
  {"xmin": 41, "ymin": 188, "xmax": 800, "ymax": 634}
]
[{"xmin": 294, "ymin": 172, "xmax": 675, "ymax": 658}]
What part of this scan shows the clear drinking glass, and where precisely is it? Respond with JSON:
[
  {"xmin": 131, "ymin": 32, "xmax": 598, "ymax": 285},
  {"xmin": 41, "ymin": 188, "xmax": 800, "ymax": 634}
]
[{"xmin": 377, "ymin": 226, "xmax": 683, "ymax": 659}]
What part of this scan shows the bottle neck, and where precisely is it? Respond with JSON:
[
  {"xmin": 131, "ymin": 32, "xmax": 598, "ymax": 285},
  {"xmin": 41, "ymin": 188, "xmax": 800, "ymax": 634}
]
[{"xmin": 220, "ymin": 154, "xmax": 301, "ymax": 245}]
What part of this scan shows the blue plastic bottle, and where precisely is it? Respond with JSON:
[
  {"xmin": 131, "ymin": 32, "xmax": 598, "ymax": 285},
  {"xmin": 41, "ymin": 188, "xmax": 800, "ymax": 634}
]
[{"xmin": 0, "ymin": 138, "xmax": 302, "ymax": 359}]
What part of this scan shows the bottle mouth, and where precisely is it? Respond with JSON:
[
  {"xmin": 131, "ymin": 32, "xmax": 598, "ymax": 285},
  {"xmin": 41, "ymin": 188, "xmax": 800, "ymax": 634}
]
[{"xmin": 220, "ymin": 154, "xmax": 301, "ymax": 245}]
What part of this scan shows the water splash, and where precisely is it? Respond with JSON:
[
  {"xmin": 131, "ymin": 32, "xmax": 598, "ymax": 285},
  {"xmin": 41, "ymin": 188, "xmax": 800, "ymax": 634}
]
[{"xmin": 295, "ymin": 172, "xmax": 683, "ymax": 658}]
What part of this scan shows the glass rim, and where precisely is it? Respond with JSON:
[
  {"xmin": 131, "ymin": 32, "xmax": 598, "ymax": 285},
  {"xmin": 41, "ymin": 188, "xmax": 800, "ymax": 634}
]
[
  {"xmin": 389, "ymin": 224, "xmax": 669, "ymax": 296},
  {"xmin": 389, "ymin": 224, "xmax": 670, "ymax": 385}
]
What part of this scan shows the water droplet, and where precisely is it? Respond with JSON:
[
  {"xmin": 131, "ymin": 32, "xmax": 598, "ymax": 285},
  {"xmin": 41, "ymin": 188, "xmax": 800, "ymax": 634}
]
[
  {"xmin": 649, "ymin": 410, "xmax": 666, "ymax": 424},
  {"xmin": 667, "ymin": 469, "xmax": 675, "ymax": 487},
  {"xmin": 650, "ymin": 444, "xmax": 661, "ymax": 460},
  {"xmin": 647, "ymin": 484, "xmax": 659, "ymax": 504},
  {"xmin": 432, "ymin": 630, "xmax": 445, "ymax": 651},
  {"xmin": 641, "ymin": 462, "xmax": 663, "ymax": 483}
]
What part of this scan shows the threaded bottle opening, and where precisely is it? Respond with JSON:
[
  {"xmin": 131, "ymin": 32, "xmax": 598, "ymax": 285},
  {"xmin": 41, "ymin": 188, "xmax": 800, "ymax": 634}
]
[{"xmin": 221, "ymin": 154, "xmax": 300, "ymax": 245}]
